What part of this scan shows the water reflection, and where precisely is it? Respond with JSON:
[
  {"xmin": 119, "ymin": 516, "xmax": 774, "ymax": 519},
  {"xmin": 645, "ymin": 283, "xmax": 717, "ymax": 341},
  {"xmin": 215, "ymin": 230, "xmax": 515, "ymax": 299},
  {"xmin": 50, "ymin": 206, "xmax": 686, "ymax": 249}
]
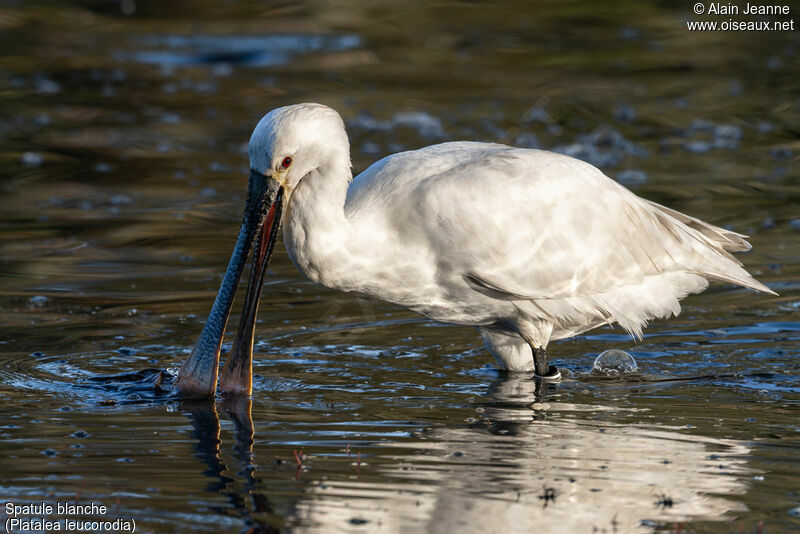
[
  {"xmin": 186, "ymin": 398, "xmax": 280, "ymax": 533},
  {"xmin": 292, "ymin": 373, "xmax": 750, "ymax": 533}
]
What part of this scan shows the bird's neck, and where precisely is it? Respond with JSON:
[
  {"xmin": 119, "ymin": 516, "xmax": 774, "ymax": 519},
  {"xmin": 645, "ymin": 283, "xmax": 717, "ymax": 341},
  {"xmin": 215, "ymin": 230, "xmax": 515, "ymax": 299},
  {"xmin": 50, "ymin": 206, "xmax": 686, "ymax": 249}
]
[{"xmin": 282, "ymin": 162, "xmax": 358, "ymax": 289}]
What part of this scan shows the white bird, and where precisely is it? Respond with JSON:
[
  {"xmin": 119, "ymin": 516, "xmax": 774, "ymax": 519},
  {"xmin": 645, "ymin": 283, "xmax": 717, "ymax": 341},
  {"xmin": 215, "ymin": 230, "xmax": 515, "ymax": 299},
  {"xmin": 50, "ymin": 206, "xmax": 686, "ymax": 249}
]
[{"xmin": 176, "ymin": 103, "xmax": 775, "ymax": 398}]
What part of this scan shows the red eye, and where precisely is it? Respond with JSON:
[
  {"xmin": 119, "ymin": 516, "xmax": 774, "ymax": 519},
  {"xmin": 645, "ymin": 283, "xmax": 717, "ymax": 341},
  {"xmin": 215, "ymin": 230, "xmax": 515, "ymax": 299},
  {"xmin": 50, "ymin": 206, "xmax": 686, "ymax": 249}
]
[{"xmin": 281, "ymin": 156, "xmax": 293, "ymax": 169}]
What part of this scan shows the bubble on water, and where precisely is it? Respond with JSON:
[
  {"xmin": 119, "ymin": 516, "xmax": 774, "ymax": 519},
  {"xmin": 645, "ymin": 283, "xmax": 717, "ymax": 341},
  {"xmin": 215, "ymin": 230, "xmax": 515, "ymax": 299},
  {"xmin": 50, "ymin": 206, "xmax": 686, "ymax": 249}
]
[{"xmin": 592, "ymin": 349, "xmax": 638, "ymax": 376}]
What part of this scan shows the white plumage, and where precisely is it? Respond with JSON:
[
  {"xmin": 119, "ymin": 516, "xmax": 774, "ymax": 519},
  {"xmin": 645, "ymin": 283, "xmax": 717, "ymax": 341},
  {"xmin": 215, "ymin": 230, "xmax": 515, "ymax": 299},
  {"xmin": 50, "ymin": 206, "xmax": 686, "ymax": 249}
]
[{"xmin": 252, "ymin": 103, "xmax": 773, "ymax": 373}]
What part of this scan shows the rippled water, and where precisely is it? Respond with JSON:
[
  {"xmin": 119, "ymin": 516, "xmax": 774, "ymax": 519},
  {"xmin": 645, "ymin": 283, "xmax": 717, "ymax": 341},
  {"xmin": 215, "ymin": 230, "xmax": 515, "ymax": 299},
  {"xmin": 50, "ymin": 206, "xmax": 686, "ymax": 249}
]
[{"xmin": 1, "ymin": 1, "xmax": 799, "ymax": 532}]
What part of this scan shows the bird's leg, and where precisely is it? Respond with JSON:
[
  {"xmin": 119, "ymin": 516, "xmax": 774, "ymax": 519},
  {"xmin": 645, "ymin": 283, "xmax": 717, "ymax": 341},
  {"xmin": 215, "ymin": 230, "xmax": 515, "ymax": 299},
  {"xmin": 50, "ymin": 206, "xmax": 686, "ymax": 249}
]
[
  {"xmin": 532, "ymin": 347, "xmax": 561, "ymax": 381},
  {"xmin": 532, "ymin": 347, "xmax": 549, "ymax": 375},
  {"xmin": 513, "ymin": 322, "xmax": 560, "ymax": 380}
]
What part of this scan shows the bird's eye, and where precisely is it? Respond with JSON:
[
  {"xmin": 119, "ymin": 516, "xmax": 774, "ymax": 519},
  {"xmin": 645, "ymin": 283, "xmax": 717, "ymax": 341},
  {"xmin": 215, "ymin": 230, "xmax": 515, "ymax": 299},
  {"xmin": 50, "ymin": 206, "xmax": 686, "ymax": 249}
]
[{"xmin": 281, "ymin": 156, "xmax": 293, "ymax": 169}]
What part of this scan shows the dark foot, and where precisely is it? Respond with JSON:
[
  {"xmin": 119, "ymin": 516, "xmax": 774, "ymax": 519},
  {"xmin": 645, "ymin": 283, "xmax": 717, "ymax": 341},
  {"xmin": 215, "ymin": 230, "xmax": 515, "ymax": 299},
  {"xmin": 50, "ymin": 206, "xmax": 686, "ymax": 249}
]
[
  {"xmin": 532, "ymin": 347, "xmax": 549, "ymax": 375},
  {"xmin": 532, "ymin": 347, "xmax": 561, "ymax": 381}
]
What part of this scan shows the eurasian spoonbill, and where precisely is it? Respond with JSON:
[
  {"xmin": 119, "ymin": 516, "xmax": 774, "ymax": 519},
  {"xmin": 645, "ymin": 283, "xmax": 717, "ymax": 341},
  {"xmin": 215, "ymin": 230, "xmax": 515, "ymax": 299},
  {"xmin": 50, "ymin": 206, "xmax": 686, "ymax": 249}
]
[{"xmin": 177, "ymin": 103, "xmax": 774, "ymax": 398}]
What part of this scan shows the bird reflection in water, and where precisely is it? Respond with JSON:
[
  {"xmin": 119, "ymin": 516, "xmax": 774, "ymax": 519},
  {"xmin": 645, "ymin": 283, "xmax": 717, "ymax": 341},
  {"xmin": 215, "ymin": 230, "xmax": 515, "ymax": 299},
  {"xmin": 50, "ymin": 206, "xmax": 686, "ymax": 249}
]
[
  {"xmin": 184, "ymin": 398, "xmax": 280, "ymax": 534},
  {"xmin": 292, "ymin": 372, "xmax": 752, "ymax": 534},
  {"xmin": 78, "ymin": 368, "xmax": 752, "ymax": 532}
]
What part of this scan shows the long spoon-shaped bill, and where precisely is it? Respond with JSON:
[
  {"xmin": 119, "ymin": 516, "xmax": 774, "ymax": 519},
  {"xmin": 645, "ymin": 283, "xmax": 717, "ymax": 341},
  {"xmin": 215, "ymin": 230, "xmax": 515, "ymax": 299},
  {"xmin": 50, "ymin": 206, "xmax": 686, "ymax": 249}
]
[
  {"xmin": 220, "ymin": 187, "xmax": 284, "ymax": 396},
  {"xmin": 176, "ymin": 170, "xmax": 282, "ymax": 399}
]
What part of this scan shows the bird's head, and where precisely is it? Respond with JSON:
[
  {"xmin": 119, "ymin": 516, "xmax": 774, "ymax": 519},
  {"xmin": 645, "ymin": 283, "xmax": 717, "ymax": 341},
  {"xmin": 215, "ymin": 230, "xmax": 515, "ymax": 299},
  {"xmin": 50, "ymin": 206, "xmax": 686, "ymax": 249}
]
[
  {"xmin": 249, "ymin": 102, "xmax": 351, "ymax": 200},
  {"xmin": 176, "ymin": 103, "xmax": 350, "ymax": 398}
]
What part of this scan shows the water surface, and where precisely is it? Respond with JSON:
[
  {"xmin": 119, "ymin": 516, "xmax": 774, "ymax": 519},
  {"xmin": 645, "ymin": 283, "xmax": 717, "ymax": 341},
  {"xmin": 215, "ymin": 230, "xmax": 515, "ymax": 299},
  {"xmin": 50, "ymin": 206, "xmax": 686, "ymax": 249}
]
[{"xmin": 1, "ymin": 1, "xmax": 799, "ymax": 532}]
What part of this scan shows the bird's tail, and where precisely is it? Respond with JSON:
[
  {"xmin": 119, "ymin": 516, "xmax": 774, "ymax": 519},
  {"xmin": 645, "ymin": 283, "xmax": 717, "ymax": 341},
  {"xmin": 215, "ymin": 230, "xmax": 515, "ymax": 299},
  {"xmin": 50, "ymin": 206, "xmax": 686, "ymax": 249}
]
[{"xmin": 645, "ymin": 200, "xmax": 776, "ymax": 295}]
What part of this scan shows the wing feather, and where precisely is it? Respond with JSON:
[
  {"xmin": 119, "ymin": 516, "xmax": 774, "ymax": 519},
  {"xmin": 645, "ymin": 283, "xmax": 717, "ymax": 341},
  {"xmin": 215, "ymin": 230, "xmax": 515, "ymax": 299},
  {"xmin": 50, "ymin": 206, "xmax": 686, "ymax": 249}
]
[
  {"xmin": 345, "ymin": 142, "xmax": 773, "ymax": 339},
  {"xmin": 405, "ymin": 146, "xmax": 773, "ymax": 335}
]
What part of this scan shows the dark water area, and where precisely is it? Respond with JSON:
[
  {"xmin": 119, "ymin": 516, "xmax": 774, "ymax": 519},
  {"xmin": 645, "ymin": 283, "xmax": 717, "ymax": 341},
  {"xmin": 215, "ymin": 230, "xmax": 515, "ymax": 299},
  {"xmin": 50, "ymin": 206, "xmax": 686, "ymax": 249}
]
[{"xmin": 1, "ymin": 1, "xmax": 799, "ymax": 532}]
